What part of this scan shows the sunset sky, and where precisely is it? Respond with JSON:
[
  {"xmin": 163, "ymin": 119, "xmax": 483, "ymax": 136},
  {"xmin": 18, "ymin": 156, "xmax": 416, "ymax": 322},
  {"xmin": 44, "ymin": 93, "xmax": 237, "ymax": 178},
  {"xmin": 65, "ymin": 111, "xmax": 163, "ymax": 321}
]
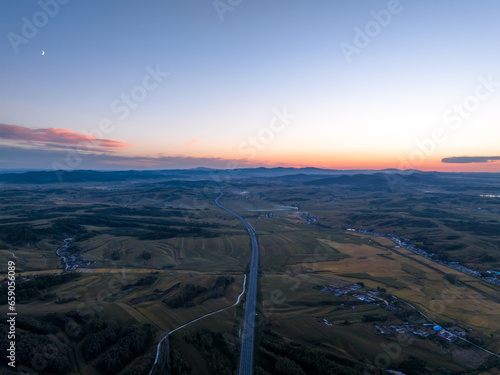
[{"xmin": 1, "ymin": 0, "xmax": 500, "ymax": 171}]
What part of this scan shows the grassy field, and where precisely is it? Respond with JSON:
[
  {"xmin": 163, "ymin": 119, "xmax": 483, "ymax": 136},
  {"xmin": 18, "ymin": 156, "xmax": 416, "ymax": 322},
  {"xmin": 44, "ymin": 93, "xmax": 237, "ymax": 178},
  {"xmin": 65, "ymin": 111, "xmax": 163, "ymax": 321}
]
[
  {"xmin": 258, "ymin": 273, "xmax": 467, "ymax": 372},
  {"xmin": 295, "ymin": 236, "xmax": 500, "ymax": 354},
  {"xmin": 2, "ymin": 176, "xmax": 500, "ymax": 374}
]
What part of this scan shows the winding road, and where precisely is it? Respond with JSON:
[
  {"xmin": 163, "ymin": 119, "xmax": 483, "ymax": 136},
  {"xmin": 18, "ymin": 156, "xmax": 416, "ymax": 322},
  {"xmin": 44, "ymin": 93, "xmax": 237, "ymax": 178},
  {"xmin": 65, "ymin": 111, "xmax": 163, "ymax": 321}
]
[
  {"xmin": 215, "ymin": 192, "xmax": 259, "ymax": 375},
  {"xmin": 149, "ymin": 192, "xmax": 259, "ymax": 375},
  {"xmin": 148, "ymin": 274, "xmax": 247, "ymax": 375}
]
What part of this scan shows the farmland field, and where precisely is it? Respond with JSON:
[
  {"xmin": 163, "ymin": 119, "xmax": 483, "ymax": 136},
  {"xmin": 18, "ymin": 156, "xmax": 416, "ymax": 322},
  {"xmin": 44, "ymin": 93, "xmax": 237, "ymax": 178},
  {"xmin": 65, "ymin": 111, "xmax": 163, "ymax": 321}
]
[{"xmin": 1, "ymin": 170, "xmax": 500, "ymax": 374}]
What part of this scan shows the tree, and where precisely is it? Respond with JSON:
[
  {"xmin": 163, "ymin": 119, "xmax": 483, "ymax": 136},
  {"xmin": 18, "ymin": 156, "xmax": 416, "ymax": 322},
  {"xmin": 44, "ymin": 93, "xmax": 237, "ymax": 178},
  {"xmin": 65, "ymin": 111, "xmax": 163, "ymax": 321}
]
[
  {"xmin": 399, "ymin": 355, "xmax": 426, "ymax": 375},
  {"xmin": 275, "ymin": 357, "xmax": 306, "ymax": 375}
]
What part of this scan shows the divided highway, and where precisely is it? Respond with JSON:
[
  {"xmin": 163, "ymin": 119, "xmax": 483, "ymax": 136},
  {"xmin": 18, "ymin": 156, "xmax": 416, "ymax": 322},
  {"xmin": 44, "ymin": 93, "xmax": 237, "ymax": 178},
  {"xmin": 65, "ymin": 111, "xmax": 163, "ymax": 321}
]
[{"xmin": 215, "ymin": 192, "xmax": 259, "ymax": 375}]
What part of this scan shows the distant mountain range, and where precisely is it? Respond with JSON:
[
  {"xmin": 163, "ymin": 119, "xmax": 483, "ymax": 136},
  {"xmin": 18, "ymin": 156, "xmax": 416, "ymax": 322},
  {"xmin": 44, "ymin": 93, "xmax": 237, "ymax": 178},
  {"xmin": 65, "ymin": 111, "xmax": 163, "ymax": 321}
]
[{"xmin": 0, "ymin": 167, "xmax": 498, "ymax": 186}]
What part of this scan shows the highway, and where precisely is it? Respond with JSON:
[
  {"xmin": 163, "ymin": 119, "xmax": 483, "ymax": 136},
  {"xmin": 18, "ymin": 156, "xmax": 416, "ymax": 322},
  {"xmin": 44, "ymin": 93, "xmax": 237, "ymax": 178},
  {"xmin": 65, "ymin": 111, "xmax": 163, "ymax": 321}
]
[{"xmin": 215, "ymin": 192, "xmax": 259, "ymax": 375}]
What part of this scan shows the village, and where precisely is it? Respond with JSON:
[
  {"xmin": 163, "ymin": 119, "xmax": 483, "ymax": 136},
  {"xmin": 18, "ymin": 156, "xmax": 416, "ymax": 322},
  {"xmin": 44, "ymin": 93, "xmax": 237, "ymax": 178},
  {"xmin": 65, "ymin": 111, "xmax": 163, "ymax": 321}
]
[
  {"xmin": 320, "ymin": 282, "xmax": 402, "ymax": 311},
  {"xmin": 319, "ymin": 281, "xmax": 474, "ymax": 347},
  {"xmin": 346, "ymin": 228, "xmax": 500, "ymax": 286},
  {"xmin": 56, "ymin": 238, "xmax": 94, "ymax": 271},
  {"xmin": 374, "ymin": 323, "xmax": 467, "ymax": 342}
]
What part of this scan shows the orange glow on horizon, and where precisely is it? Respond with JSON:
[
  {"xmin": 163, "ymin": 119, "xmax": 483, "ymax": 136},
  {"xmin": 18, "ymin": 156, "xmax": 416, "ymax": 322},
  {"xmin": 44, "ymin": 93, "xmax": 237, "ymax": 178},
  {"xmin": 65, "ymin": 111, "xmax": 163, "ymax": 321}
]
[
  {"xmin": 247, "ymin": 154, "xmax": 500, "ymax": 173},
  {"xmin": 109, "ymin": 148, "xmax": 500, "ymax": 173}
]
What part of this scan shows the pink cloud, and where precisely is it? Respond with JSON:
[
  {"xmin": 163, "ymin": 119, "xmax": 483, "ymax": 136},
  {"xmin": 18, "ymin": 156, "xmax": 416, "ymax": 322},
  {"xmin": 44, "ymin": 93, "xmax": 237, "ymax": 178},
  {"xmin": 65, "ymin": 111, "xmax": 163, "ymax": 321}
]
[
  {"xmin": 0, "ymin": 123, "xmax": 131, "ymax": 151},
  {"xmin": 185, "ymin": 139, "xmax": 199, "ymax": 147}
]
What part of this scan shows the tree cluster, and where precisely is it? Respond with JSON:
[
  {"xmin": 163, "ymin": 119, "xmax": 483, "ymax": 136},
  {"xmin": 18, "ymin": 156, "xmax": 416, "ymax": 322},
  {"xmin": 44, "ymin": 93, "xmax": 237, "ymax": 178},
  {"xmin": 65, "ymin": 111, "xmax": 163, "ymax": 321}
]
[
  {"xmin": 96, "ymin": 327, "xmax": 148, "ymax": 374},
  {"xmin": 82, "ymin": 320, "xmax": 120, "ymax": 360},
  {"xmin": 184, "ymin": 329, "xmax": 236, "ymax": 375},
  {"xmin": 165, "ymin": 284, "xmax": 207, "ymax": 308},
  {"xmin": 0, "ymin": 324, "xmax": 69, "ymax": 373},
  {"xmin": 256, "ymin": 330, "xmax": 390, "ymax": 375},
  {"xmin": 208, "ymin": 276, "xmax": 235, "ymax": 299},
  {"xmin": 0, "ymin": 273, "xmax": 81, "ymax": 302}
]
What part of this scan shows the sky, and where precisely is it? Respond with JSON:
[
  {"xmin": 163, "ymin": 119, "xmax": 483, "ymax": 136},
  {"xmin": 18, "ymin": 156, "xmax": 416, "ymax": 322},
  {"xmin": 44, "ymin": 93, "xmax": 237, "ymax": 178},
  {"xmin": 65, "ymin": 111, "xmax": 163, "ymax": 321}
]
[{"xmin": 1, "ymin": 0, "xmax": 500, "ymax": 172}]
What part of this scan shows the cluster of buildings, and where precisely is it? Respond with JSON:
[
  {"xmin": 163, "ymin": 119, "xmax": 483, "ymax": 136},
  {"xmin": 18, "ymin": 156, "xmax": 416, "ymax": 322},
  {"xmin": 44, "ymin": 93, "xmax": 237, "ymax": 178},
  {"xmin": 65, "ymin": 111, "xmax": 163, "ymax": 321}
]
[
  {"xmin": 347, "ymin": 228, "xmax": 500, "ymax": 286},
  {"xmin": 321, "ymin": 282, "xmax": 362, "ymax": 296},
  {"xmin": 62, "ymin": 254, "xmax": 93, "ymax": 271},
  {"xmin": 375, "ymin": 324, "xmax": 414, "ymax": 335},
  {"xmin": 446, "ymin": 326, "xmax": 467, "ymax": 338},
  {"xmin": 319, "ymin": 277, "xmax": 472, "ymax": 348},
  {"xmin": 352, "ymin": 290, "xmax": 379, "ymax": 303},
  {"xmin": 477, "ymin": 206, "xmax": 500, "ymax": 215},
  {"xmin": 384, "ymin": 299, "xmax": 403, "ymax": 312},
  {"xmin": 300, "ymin": 211, "xmax": 320, "ymax": 225},
  {"xmin": 389, "ymin": 236, "xmax": 500, "ymax": 286},
  {"xmin": 375, "ymin": 324, "xmax": 437, "ymax": 338},
  {"xmin": 375, "ymin": 323, "xmax": 467, "ymax": 343},
  {"xmin": 437, "ymin": 329, "xmax": 459, "ymax": 342},
  {"xmin": 317, "ymin": 318, "xmax": 333, "ymax": 326},
  {"xmin": 321, "ymin": 284, "xmax": 400, "ymax": 310}
]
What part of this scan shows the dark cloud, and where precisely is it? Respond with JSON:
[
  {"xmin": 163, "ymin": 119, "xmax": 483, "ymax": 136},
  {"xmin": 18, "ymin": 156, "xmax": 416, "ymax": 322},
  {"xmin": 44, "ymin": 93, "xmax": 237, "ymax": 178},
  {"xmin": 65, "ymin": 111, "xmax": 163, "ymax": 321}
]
[
  {"xmin": 0, "ymin": 145, "xmax": 254, "ymax": 170},
  {"xmin": 0, "ymin": 124, "xmax": 287, "ymax": 170},
  {"xmin": 441, "ymin": 156, "xmax": 500, "ymax": 164},
  {"xmin": 0, "ymin": 123, "xmax": 130, "ymax": 151}
]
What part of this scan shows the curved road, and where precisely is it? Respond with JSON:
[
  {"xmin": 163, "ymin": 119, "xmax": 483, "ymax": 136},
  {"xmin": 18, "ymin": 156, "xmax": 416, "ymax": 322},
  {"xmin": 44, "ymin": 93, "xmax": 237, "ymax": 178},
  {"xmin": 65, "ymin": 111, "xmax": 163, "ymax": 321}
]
[
  {"xmin": 215, "ymin": 192, "xmax": 259, "ymax": 375},
  {"xmin": 148, "ymin": 275, "xmax": 247, "ymax": 375}
]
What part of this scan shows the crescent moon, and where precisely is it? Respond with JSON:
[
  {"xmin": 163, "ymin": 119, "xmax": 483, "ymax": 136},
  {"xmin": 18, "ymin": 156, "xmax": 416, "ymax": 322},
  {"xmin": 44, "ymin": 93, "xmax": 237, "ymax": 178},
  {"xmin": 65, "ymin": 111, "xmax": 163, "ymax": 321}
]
[{"xmin": 42, "ymin": 51, "xmax": 45, "ymax": 55}]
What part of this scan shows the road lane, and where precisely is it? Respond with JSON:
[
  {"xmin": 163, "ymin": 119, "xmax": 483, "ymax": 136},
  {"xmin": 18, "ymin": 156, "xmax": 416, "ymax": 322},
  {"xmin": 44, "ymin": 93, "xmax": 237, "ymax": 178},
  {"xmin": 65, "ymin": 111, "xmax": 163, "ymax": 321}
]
[{"xmin": 215, "ymin": 192, "xmax": 259, "ymax": 375}]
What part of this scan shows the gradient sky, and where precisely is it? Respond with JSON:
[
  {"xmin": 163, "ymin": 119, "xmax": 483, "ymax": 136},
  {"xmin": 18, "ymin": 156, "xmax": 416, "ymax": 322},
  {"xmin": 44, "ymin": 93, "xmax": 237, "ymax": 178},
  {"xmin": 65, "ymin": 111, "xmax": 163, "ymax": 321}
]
[{"xmin": 1, "ymin": 0, "xmax": 500, "ymax": 171}]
